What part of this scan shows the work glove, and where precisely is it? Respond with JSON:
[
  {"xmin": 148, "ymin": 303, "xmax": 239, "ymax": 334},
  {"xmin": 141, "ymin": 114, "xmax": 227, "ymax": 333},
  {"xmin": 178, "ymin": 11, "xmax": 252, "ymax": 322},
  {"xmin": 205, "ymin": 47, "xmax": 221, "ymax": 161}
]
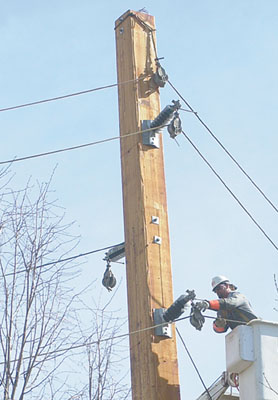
[
  {"xmin": 214, "ymin": 317, "xmax": 226, "ymax": 329},
  {"xmin": 195, "ymin": 300, "xmax": 210, "ymax": 312}
]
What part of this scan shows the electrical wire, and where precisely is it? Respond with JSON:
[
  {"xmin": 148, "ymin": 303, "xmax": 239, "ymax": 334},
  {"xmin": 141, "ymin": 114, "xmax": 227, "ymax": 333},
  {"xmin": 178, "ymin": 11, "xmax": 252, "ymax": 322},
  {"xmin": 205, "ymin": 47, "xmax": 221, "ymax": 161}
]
[
  {"xmin": 176, "ymin": 327, "xmax": 213, "ymax": 400},
  {"xmin": 0, "ymin": 311, "xmax": 250, "ymax": 366},
  {"xmin": 0, "ymin": 78, "xmax": 141, "ymax": 113},
  {"xmin": 0, "ymin": 306, "xmax": 250, "ymax": 396},
  {"xmin": 204, "ymin": 376, "xmax": 229, "ymax": 400},
  {"xmin": 115, "ymin": 12, "xmax": 159, "ymax": 65},
  {"xmin": 168, "ymin": 79, "xmax": 278, "ymax": 214},
  {"xmin": 182, "ymin": 130, "xmax": 278, "ymax": 252},
  {"xmin": 0, "ymin": 123, "xmax": 168, "ymax": 166},
  {"xmin": 0, "ymin": 315, "xmax": 191, "ymax": 365},
  {"xmin": 1, "ymin": 242, "xmax": 124, "ymax": 278},
  {"xmin": 180, "ymin": 108, "xmax": 194, "ymax": 113},
  {"xmin": 203, "ymin": 315, "xmax": 248, "ymax": 325},
  {"xmin": 150, "ymin": 30, "xmax": 158, "ymax": 61}
]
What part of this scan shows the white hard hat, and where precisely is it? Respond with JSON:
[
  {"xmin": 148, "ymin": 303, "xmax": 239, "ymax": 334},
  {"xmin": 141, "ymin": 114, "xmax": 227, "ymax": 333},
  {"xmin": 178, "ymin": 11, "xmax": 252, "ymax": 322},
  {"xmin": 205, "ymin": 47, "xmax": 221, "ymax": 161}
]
[{"xmin": 211, "ymin": 275, "xmax": 230, "ymax": 291}]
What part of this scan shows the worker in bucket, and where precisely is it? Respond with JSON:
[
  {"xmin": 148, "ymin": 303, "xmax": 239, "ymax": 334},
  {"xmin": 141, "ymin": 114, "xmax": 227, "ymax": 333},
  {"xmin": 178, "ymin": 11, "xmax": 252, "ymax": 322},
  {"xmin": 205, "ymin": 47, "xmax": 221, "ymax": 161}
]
[{"xmin": 195, "ymin": 275, "xmax": 258, "ymax": 333}]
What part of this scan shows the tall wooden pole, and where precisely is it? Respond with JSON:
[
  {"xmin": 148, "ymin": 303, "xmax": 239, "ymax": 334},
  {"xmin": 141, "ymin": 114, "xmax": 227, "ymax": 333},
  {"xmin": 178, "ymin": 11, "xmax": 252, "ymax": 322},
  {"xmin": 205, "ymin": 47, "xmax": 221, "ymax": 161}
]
[{"xmin": 115, "ymin": 10, "xmax": 181, "ymax": 400}]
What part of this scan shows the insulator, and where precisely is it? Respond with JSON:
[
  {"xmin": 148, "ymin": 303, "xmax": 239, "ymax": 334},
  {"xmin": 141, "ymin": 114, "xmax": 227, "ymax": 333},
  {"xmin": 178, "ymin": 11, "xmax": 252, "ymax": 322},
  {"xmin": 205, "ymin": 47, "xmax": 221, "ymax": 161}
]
[
  {"xmin": 150, "ymin": 100, "xmax": 181, "ymax": 130},
  {"xmin": 167, "ymin": 112, "xmax": 182, "ymax": 139},
  {"xmin": 153, "ymin": 64, "xmax": 168, "ymax": 88},
  {"xmin": 163, "ymin": 290, "xmax": 196, "ymax": 322}
]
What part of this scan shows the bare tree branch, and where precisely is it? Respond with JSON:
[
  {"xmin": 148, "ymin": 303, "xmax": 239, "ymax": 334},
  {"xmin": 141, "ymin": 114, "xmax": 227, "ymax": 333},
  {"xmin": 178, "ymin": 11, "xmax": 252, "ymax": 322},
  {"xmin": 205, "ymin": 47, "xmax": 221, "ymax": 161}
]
[
  {"xmin": 0, "ymin": 171, "xmax": 131, "ymax": 399},
  {"xmin": 261, "ymin": 373, "xmax": 278, "ymax": 396},
  {"xmin": 0, "ymin": 174, "xmax": 82, "ymax": 399},
  {"xmin": 274, "ymin": 274, "xmax": 278, "ymax": 312}
]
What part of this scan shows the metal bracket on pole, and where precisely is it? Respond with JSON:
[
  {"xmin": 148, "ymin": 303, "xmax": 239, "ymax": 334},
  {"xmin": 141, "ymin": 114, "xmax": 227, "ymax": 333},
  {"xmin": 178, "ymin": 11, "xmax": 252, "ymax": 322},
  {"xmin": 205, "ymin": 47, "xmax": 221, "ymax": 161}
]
[
  {"xmin": 153, "ymin": 308, "xmax": 172, "ymax": 338},
  {"xmin": 104, "ymin": 242, "xmax": 125, "ymax": 262},
  {"xmin": 142, "ymin": 120, "xmax": 160, "ymax": 148},
  {"xmin": 142, "ymin": 100, "xmax": 181, "ymax": 148}
]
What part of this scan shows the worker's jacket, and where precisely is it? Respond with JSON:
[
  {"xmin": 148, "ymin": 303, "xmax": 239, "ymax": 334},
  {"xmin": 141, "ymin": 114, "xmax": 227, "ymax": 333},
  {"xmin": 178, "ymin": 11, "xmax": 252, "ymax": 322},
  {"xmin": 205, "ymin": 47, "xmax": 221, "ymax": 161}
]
[{"xmin": 208, "ymin": 291, "xmax": 257, "ymax": 333}]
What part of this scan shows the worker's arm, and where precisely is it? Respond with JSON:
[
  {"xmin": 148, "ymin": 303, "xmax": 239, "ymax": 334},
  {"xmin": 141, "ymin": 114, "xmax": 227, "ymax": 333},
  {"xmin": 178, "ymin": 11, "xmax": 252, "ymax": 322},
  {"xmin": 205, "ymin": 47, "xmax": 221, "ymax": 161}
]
[
  {"xmin": 207, "ymin": 292, "xmax": 246, "ymax": 311},
  {"xmin": 194, "ymin": 299, "xmax": 221, "ymax": 311},
  {"xmin": 196, "ymin": 292, "xmax": 248, "ymax": 313}
]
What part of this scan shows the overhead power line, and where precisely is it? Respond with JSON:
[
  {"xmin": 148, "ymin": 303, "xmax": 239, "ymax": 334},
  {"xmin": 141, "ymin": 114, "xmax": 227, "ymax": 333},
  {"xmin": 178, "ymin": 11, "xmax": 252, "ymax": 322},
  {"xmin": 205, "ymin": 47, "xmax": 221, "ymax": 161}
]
[
  {"xmin": 0, "ymin": 313, "xmax": 247, "ymax": 366},
  {"xmin": 0, "ymin": 78, "xmax": 141, "ymax": 113},
  {"xmin": 1, "ymin": 314, "xmax": 219, "ymax": 399},
  {"xmin": 0, "ymin": 124, "xmax": 168, "ymax": 166},
  {"xmin": 0, "ymin": 307, "xmax": 244, "ymax": 396},
  {"xmin": 182, "ymin": 130, "xmax": 278, "ymax": 252},
  {"xmin": 1, "ymin": 242, "xmax": 124, "ymax": 278},
  {"xmin": 0, "ymin": 315, "xmax": 190, "ymax": 365},
  {"xmin": 176, "ymin": 327, "xmax": 212, "ymax": 400},
  {"xmin": 168, "ymin": 79, "xmax": 278, "ymax": 214}
]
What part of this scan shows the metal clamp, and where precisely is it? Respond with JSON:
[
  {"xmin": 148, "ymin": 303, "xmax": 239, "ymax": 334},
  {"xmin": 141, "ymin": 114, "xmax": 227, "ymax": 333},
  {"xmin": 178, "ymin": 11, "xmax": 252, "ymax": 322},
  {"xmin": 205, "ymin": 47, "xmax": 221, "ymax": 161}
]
[
  {"xmin": 153, "ymin": 308, "xmax": 172, "ymax": 338},
  {"xmin": 142, "ymin": 120, "xmax": 160, "ymax": 148}
]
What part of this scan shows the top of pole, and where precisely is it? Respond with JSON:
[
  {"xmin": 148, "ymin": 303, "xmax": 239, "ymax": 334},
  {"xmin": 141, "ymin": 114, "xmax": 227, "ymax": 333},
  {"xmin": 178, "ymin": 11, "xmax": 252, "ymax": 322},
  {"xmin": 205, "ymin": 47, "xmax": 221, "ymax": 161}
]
[{"xmin": 115, "ymin": 9, "xmax": 155, "ymax": 31}]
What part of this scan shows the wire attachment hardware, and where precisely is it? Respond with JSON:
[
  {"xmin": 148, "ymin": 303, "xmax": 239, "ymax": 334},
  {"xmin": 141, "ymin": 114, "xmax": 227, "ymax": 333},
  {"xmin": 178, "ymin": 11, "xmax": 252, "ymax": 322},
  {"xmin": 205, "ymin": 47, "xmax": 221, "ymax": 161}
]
[
  {"xmin": 150, "ymin": 100, "xmax": 181, "ymax": 130},
  {"xmin": 102, "ymin": 261, "xmax": 117, "ymax": 292},
  {"xmin": 190, "ymin": 303, "xmax": 205, "ymax": 331},
  {"xmin": 102, "ymin": 242, "xmax": 125, "ymax": 292},
  {"xmin": 167, "ymin": 111, "xmax": 182, "ymax": 139},
  {"xmin": 153, "ymin": 308, "xmax": 172, "ymax": 338},
  {"xmin": 104, "ymin": 242, "xmax": 125, "ymax": 262},
  {"xmin": 142, "ymin": 100, "xmax": 181, "ymax": 148},
  {"xmin": 153, "ymin": 60, "xmax": 168, "ymax": 88},
  {"xmin": 163, "ymin": 290, "xmax": 196, "ymax": 322},
  {"xmin": 153, "ymin": 290, "xmax": 196, "ymax": 338}
]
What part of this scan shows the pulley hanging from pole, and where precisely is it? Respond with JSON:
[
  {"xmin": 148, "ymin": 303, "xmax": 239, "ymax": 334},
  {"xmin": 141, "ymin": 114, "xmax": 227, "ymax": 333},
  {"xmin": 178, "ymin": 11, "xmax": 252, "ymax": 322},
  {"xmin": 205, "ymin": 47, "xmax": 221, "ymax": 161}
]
[
  {"xmin": 101, "ymin": 242, "xmax": 125, "ymax": 292},
  {"xmin": 102, "ymin": 260, "xmax": 117, "ymax": 292}
]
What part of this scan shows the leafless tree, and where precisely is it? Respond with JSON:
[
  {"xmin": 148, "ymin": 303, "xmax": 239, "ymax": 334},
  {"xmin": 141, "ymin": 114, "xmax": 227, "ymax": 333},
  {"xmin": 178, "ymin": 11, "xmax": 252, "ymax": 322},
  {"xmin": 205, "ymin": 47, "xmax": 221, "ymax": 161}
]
[
  {"xmin": 0, "ymin": 173, "xmax": 82, "ymax": 399},
  {"xmin": 0, "ymin": 171, "xmax": 131, "ymax": 399},
  {"xmin": 66, "ymin": 294, "xmax": 131, "ymax": 400}
]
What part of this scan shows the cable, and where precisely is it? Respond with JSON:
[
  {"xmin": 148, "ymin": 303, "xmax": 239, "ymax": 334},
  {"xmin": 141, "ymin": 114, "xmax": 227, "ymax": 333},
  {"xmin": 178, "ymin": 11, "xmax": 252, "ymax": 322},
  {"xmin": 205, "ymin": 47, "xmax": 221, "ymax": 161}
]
[
  {"xmin": 0, "ymin": 315, "xmax": 191, "ymax": 365},
  {"xmin": 176, "ymin": 327, "xmax": 213, "ymax": 400},
  {"xmin": 180, "ymin": 108, "xmax": 194, "ymax": 113},
  {"xmin": 182, "ymin": 130, "xmax": 278, "ymax": 252},
  {"xmin": 1, "ymin": 242, "xmax": 124, "ymax": 278},
  {"xmin": 168, "ymin": 79, "xmax": 278, "ymax": 214},
  {"xmin": 0, "ymin": 123, "xmax": 168, "ymax": 166},
  {"xmin": 115, "ymin": 11, "xmax": 159, "ymax": 64},
  {"xmin": 150, "ymin": 30, "xmax": 158, "ymax": 61},
  {"xmin": 206, "ymin": 378, "xmax": 229, "ymax": 400},
  {"xmin": 0, "ymin": 311, "xmax": 251, "ymax": 366},
  {"xmin": 0, "ymin": 309, "xmax": 251, "ymax": 368},
  {"xmin": 203, "ymin": 315, "xmax": 247, "ymax": 325},
  {"xmin": 0, "ymin": 78, "xmax": 141, "ymax": 113}
]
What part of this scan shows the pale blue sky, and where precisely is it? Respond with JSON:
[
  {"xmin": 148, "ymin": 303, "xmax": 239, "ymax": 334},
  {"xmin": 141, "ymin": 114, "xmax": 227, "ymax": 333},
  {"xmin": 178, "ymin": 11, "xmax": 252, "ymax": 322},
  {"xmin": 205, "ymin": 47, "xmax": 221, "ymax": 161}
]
[{"xmin": 1, "ymin": 1, "xmax": 278, "ymax": 398}]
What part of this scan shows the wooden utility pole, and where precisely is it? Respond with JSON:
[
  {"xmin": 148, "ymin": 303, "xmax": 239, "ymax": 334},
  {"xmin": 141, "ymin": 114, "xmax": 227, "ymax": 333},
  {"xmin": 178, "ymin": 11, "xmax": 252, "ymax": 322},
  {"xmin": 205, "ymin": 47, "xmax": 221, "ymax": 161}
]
[{"xmin": 115, "ymin": 10, "xmax": 180, "ymax": 400}]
